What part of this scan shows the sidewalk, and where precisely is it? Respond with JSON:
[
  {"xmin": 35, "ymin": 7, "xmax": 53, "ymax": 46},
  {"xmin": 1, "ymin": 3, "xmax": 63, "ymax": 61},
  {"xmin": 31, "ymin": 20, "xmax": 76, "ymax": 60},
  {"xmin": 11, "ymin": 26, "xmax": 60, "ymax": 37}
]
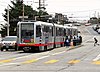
[
  {"xmin": 51, "ymin": 44, "xmax": 83, "ymax": 54},
  {"xmin": 66, "ymin": 44, "xmax": 83, "ymax": 51}
]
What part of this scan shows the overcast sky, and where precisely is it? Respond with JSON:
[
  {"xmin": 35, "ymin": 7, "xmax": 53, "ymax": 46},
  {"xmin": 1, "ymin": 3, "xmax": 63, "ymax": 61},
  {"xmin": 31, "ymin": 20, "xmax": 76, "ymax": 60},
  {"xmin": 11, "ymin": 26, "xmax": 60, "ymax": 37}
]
[{"xmin": 0, "ymin": 0, "xmax": 100, "ymax": 22}]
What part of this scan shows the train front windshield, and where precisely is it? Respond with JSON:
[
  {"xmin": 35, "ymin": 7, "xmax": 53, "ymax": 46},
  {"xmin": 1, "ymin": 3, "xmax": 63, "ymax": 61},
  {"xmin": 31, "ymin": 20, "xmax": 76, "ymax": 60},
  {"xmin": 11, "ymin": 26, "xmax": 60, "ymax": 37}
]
[{"xmin": 21, "ymin": 23, "xmax": 34, "ymax": 43}]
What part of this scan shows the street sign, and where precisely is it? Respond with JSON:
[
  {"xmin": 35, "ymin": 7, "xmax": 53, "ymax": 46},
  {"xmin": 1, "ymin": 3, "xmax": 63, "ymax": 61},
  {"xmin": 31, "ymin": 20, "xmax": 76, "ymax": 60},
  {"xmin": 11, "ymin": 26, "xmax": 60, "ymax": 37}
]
[{"xmin": 19, "ymin": 16, "xmax": 28, "ymax": 18}]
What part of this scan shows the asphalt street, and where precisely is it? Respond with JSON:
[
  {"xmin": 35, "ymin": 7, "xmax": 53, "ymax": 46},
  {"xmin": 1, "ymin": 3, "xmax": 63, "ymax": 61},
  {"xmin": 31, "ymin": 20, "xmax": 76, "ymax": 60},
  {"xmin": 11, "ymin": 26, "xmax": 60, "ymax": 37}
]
[{"xmin": 0, "ymin": 24, "xmax": 100, "ymax": 72}]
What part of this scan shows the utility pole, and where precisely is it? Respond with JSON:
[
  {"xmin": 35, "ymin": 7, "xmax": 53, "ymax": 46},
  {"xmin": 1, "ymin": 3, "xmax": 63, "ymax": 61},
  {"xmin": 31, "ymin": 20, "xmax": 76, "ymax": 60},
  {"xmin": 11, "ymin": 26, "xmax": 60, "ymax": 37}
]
[
  {"xmin": 7, "ymin": 6, "xmax": 9, "ymax": 36},
  {"xmin": 42, "ymin": 0, "xmax": 46, "ymax": 10},
  {"xmin": 39, "ymin": 0, "xmax": 41, "ymax": 8},
  {"xmin": 19, "ymin": 0, "xmax": 28, "ymax": 20},
  {"xmin": 43, "ymin": 0, "xmax": 45, "ymax": 8},
  {"xmin": 22, "ymin": 0, "xmax": 24, "ymax": 21},
  {"xmin": 98, "ymin": 12, "xmax": 99, "ymax": 18},
  {"xmin": 39, "ymin": 0, "xmax": 41, "ymax": 20},
  {"xmin": 94, "ymin": 11, "xmax": 96, "ymax": 17}
]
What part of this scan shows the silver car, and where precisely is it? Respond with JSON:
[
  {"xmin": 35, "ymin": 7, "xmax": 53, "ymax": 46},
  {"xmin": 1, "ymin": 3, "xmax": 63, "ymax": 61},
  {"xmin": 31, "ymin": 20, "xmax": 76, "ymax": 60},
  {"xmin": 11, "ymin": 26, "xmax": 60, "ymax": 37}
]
[{"xmin": 0, "ymin": 36, "xmax": 17, "ymax": 51}]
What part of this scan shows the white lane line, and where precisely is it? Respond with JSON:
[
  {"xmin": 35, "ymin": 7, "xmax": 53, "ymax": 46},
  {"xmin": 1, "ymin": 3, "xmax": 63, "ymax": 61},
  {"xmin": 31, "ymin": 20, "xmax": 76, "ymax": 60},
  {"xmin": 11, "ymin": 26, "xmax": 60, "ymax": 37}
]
[
  {"xmin": 36, "ymin": 55, "xmax": 50, "ymax": 60},
  {"xmin": 93, "ymin": 54, "xmax": 100, "ymax": 61},
  {"xmin": 86, "ymin": 27, "xmax": 92, "ymax": 35},
  {"xmin": 11, "ymin": 51, "xmax": 50, "ymax": 60},
  {"xmin": 52, "ymin": 51, "xmax": 66, "ymax": 55},
  {"xmin": 0, "ymin": 50, "xmax": 66, "ymax": 66},
  {"xmin": 0, "ymin": 55, "xmax": 50, "ymax": 67},
  {"xmin": 84, "ymin": 37, "xmax": 93, "ymax": 43},
  {"xmin": 0, "ymin": 63, "xmax": 20, "ymax": 67}
]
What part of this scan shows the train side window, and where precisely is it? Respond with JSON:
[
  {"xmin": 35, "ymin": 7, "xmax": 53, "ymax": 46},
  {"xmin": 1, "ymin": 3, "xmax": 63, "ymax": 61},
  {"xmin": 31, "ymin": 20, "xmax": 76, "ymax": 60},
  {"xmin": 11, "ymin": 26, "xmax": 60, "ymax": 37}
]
[
  {"xmin": 59, "ymin": 28, "xmax": 64, "ymax": 36},
  {"xmin": 52, "ymin": 27, "xmax": 53, "ymax": 36},
  {"xmin": 61, "ymin": 28, "xmax": 64, "ymax": 36},
  {"xmin": 43, "ymin": 26, "xmax": 48, "ymax": 36},
  {"xmin": 44, "ymin": 26, "xmax": 49, "ymax": 32},
  {"xmin": 17, "ymin": 25, "xmax": 19, "ymax": 38},
  {"xmin": 64, "ymin": 29, "xmax": 66, "ymax": 36},
  {"xmin": 67, "ymin": 29, "xmax": 70, "ymax": 35},
  {"xmin": 56, "ymin": 28, "xmax": 57, "ymax": 36},
  {"xmin": 49, "ymin": 26, "xmax": 52, "ymax": 36},
  {"xmin": 43, "ymin": 26, "xmax": 53, "ymax": 36},
  {"xmin": 56, "ymin": 27, "xmax": 59, "ymax": 36},
  {"xmin": 36, "ymin": 25, "xmax": 41, "ymax": 37}
]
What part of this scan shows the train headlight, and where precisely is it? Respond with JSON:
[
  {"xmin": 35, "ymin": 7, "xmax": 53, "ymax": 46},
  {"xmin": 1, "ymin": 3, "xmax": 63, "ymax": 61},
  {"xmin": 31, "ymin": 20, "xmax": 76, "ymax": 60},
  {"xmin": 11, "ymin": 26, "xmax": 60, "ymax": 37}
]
[
  {"xmin": 31, "ymin": 39, "xmax": 34, "ymax": 43},
  {"xmin": 22, "ymin": 39, "xmax": 24, "ymax": 42}
]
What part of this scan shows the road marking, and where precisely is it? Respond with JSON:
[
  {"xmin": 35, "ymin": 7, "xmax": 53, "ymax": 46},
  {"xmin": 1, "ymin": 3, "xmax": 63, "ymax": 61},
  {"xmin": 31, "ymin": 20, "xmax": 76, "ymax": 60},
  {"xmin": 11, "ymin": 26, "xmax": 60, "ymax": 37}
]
[
  {"xmin": 93, "ymin": 54, "xmax": 100, "ymax": 61},
  {"xmin": 86, "ymin": 28, "xmax": 92, "ymax": 35},
  {"xmin": 52, "ymin": 51, "xmax": 66, "ymax": 55},
  {"xmin": 0, "ymin": 49, "xmax": 66, "ymax": 66},
  {"xmin": 22, "ymin": 59, "xmax": 38, "ymax": 64},
  {"xmin": 0, "ymin": 58, "xmax": 15, "ymax": 64},
  {"xmin": 21, "ymin": 55, "xmax": 50, "ymax": 64},
  {"xmin": 36, "ymin": 55, "xmax": 50, "ymax": 60},
  {"xmin": 84, "ymin": 37, "xmax": 93, "ymax": 43},
  {"xmin": 68, "ymin": 60, "xmax": 80, "ymax": 64},
  {"xmin": 0, "ymin": 63, "xmax": 20, "ymax": 67},
  {"xmin": 92, "ymin": 54, "xmax": 100, "ymax": 65},
  {"xmin": 44, "ymin": 59, "xmax": 59, "ymax": 64},
  {"xmin": 92, "ymin": 61, "xmax": 100, "ymax": 65}
]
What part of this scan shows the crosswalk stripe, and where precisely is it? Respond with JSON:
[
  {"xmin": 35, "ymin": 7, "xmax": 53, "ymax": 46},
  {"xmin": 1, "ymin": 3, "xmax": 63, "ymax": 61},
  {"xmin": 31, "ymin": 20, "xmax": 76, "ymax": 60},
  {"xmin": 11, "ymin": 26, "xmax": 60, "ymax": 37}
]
[
  {"xmin": 21, "ymin": 59, "xmax": 38, "ymax": 64},
  {"xmin": 0, "ymin": 59, "xmax": 15, "ymax": 64},
  {"xmin": 92, "ymin": 61, "xmax": 100, "ymax": 65},
  {"xmin": 44, "ymin": 59, "xmax": 59, "ymax": 64},
  {"xmin": 68, "ymin": 60, "xmax": 80, "ymax": 64},
  {"xmin": 2, "ymin": 58, "xmax": 99, "ymax": 65}
]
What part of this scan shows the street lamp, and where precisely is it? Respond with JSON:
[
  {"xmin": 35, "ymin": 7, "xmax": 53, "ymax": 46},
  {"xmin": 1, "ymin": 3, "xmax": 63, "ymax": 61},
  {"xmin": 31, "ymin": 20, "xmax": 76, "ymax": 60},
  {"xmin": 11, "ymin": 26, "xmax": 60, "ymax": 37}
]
[
  {"xmin": 7, "ymin": 5, "xmax": 10, "ymax": 36},
  {"xmin": 35, "ymin": 15, "xmax": 52, "ymax": 21}
]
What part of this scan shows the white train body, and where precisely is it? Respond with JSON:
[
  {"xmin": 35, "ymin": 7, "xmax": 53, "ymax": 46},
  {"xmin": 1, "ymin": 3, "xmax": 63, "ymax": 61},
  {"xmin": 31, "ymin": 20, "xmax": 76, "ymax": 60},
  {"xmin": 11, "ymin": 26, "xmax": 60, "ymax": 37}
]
[{"xmin": 17, "ymin": 21, "xmax": 78, "ymax": 52}]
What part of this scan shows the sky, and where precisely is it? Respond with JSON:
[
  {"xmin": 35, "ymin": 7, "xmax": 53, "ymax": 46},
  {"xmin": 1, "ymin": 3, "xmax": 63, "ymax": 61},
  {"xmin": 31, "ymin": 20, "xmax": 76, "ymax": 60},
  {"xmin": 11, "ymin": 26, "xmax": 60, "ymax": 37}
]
[{"xmin": 0, "ymin": 0, "xmax": 100, "ymax": 22}]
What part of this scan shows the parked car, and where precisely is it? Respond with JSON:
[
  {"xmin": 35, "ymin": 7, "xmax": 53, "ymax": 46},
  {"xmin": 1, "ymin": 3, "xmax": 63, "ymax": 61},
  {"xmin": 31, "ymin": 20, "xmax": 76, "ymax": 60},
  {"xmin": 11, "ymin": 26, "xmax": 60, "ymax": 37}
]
[
  {"xmin": 74, "ymin": 23, "xmax": 81, "ymax": 26},
  {"xmin": 97, "ymin": 29, "xmax": 100, "ymax": 34},
  {"xmin": 0, "ymin": 36, "xmax": 17, "ymax": 51},
  {"xmin": 92, "ymin": 25, "xmax": 96, "ymax": 30},
  {"xmin": 85, "ymin": 23, "xmax": 91, "ymax": 26}
]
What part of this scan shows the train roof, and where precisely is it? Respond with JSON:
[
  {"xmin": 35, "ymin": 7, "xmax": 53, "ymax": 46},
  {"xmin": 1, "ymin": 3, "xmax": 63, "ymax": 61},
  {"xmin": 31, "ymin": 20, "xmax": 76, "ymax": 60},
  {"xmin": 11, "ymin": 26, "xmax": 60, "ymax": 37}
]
[
  {"xmin": 35, "ymin": 21, "xmax": 53, "ymax": 26},
  {"xmin": 17, "ymin": 21, "xmax": 54, "ymax": 26},
  {"xmin": 72, "ymin": 26, "xmax": 77, "ymax": 29},
  {"xmin": 17, "ymin": 21, "xmax": 65, "ymax": 28},
  {"xmin": 34, "ymin": 21, "xmax": 65, "ymax": 28},
  {"xmin": 64, "ymin": 24, "xmax": 73, "ymax": 27},
  {"xmin": 64, "ymin": 25, "xmax": 77, "ymax": 29},
  {"xmin": 17, "ymin": 21, "xmax": 35, "ymax": 25},
  {"xmin": 54, "ymin": 24, "xmax": 64, "ymax": 28}
]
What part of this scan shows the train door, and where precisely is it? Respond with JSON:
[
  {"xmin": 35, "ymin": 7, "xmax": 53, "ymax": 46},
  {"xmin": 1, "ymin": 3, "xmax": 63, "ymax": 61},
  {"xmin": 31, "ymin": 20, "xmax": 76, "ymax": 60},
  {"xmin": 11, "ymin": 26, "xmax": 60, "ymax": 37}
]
[
  {"xmin": 35, "ymin": 25, "xmax": 41, "ymax": 44},
  {"xmin": 42, "ymin": 25, "xmax": 54, "ymax": 49},
  {"xmin": 55, "ymin": 27, "xmax": 61, "ymax": 48},
  {"xmin": 18, "ymin": 22, "xmax": 34, "ymax": 52},
  {"xmin": 17, "ymin": 24, "xmax": 20, "ymax": 44},
  {"xmin": 72, "ymin": 27, "xmax": 78, "ymax": 36},
  {"xmin": 35, "ymin": 24, "xmax": 44, "ymax": 51},
  {"xmin": 60, "ymin": 28, "xmax": 65, "ymax": 47}
]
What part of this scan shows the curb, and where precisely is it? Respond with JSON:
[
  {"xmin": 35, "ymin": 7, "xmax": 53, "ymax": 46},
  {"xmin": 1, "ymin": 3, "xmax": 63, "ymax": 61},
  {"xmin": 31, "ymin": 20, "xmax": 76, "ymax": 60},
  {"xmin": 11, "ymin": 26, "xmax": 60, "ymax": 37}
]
[{"xmin": 67, "ymin": 44, "xmax": 83, "ymax": 51}]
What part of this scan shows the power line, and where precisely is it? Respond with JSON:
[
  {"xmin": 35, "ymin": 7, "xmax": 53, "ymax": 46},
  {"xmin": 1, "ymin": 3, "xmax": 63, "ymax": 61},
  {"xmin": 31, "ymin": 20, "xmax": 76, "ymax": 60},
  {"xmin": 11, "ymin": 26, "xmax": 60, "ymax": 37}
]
[
  {"xmin": 48, "ymin": 9, "xmax": 100, "ymax": 14},
  {"xmin": 0, "ymin": 1, "xmax": 8, "ymax": 4},
  {"xmin": 0, "ymin": 5, "xmax": 6, "ymax": 7},
  {"xmin": 62, "ymin": 9, "xmax": 100, "ymax": 13}
]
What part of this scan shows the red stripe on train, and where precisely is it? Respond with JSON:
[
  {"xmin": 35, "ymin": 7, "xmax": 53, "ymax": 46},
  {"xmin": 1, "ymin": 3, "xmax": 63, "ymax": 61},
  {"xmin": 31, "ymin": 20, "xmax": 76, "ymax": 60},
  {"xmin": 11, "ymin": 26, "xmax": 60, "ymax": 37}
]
[
  {"xmin": 55, "ymin": 42, "xmax": 64, "ymax": 44},
  {"xmin": 17, "ymin": 42, "xmax": 64, "ymax": 47},
  {"xmin": 17, "ymin": 44, "xmax": 47, "ymax": 47}
]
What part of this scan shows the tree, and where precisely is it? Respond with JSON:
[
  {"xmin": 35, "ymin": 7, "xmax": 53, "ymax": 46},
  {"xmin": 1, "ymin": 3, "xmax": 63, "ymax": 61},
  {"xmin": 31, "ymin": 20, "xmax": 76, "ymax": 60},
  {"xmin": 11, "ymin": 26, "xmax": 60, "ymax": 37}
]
[
  {"xmin": 36, "ymin": 9, "xmax": 49, "ymax": 21},
  {"xmin": 0, "ymin": 0, "xmax": 37, "ymax": 36},
  {"xmin": 0, "ymin": 0, "xmax": 49, "ymax": 37}
]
